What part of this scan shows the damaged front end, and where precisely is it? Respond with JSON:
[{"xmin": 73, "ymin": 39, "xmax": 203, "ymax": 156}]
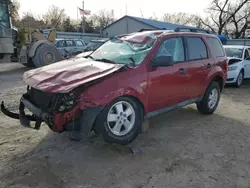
[{"xmin": 1, "ymin": 86, "xmax": 103, "ymax": 140}]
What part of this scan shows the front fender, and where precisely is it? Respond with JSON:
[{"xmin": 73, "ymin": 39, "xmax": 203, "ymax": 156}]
[{"xmin": 81, "ymin": 86, "xmax": 146, "ymax": 109}]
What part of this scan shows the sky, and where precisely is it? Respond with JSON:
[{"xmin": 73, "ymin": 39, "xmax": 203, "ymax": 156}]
[{"xmin": 19, "ymin": 0, "xmax": 210, "ymax": 20}]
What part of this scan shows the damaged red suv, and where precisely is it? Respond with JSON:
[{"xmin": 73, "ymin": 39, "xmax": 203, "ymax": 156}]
[{"xmin": 1, "ymin": 30, "xmax": 228, "ymax": 145}]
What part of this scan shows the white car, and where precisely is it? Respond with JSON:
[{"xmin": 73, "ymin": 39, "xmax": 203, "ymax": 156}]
[{"xmin": 224, "ymin": 45, "xmax": 250, "ymax": 87}]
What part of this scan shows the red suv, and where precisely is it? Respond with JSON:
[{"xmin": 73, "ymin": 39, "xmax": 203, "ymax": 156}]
[{"xmin": 1, "ymin": 30, "xmax": 228, "ymax": 145}]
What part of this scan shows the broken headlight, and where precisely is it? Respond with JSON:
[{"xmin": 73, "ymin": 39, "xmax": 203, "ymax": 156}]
[{"xmin": 57, "ymin": 92, "xmax": 78, "ymax": 112}]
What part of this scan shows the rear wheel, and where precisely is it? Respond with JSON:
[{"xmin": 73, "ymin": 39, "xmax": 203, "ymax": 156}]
[
  {"xmin": 197, "ymin": 81, "xmax": 220, "ymax": 115},
  {"xmin": 235, "ymin": 70, "xmax": 244, "ymax": 87},
  {"xmin": 94, "ymin": 97, "xmax": 143, "ymax": 145},
  {"xmin": 32, "ymin": 44, "xmax": 61, "ymax": 67}
]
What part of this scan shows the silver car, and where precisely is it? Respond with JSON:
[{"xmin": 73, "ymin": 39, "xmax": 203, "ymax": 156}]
[{"xmin": 55, "ymin": 38, "xmax": 87, "ymax": 57}]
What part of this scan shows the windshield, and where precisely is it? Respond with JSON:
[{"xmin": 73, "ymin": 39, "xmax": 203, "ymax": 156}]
[
  {"xmin": 0, "ymin": 3, "xmax": 10, "ymax": 28},
  {"xmin": 90, "ymin": 34, "xmax": 156, "ymax": 65},
  {"xmin": 224, "ymin": 47, "xmax": 243, "ymax": 58}
]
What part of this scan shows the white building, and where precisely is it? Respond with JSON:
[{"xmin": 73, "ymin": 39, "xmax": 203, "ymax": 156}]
[{"xmin": 101, "ymin": 15, "xmax": 197, "ymax": 38}]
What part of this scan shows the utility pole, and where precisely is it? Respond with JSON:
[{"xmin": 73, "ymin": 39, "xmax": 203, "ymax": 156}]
[{"xmin": 82, "ymin": 1, "xmax": 85, "ymax": 33}]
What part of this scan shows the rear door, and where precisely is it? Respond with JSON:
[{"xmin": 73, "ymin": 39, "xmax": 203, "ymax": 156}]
[
  {"xmin": 147, "ymin": 37, "xmax": 191, "ymax": 111},
  {"xmin": 184, "ymin": 36, "xmax": 214, "ymax": 98}
]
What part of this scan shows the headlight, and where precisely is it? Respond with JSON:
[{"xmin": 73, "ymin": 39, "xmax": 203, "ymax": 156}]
[
  {"xmin": 228, "ymin": 66, "xmax": 237, "ymax": 71},
  {"xmin": 57, "ymin": 92, "xmax": 78, "ymax": 112}
]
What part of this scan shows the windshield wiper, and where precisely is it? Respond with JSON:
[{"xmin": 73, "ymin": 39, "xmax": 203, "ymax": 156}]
[
  {"xmin": 85, "ymin": 55, "xmax": 94, "ymax": 60},
  {"xmin": 95, "ymin": 58, "xmax": 116, "ymax": 64}
]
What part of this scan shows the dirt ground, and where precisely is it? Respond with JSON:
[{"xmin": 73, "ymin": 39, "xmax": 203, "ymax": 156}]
[{"xmin": 1, "ymin": 63, "xmax": 250, "ymax": 188}]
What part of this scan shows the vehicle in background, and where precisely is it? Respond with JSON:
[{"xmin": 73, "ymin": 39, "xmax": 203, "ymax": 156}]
[
  {"xmin": 84, "ymin": 38, "xmax": 109, "ymax": 52},
  {"xmin": 0, "ymin": 0, "xmax": 14, "ymax": 63},
  {"xmin": 1, "ymin": 30, "xmax": 227, "ymax": 145},
  {"xmin": 224, "ymin": 45, "xmax": 250, "ymax": 87},
  {"xmin": 55, "ymin": 38, "xmax": 87, "ymax": 58}
]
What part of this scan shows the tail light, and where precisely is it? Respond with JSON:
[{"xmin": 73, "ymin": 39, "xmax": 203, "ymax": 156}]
[{"xmin": 225, "ymin": 59, "xmax": 228, "ymax": 72}]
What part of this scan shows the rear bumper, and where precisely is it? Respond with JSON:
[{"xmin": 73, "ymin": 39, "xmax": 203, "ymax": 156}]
[{"xmin": 1, "ymin": 94, "xmax": 103, "ymax": 136}]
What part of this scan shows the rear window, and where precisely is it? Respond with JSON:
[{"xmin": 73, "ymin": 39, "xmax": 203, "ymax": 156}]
[
  {"xmin": 186, "ymin": 37, "xmax": 208, "ymax": 60},
  {"xmin": 206, "ymin": 37, "xmax": 225, "ymax": 57}
]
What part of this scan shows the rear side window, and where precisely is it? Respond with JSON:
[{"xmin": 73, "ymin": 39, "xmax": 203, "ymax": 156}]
[
  {"xmin": 186, "ymin": 37, "xmax": 208, "ymax": 60},
  {"xmin": 206, "ymin": 37, "xmax": 225, "ymax": 57},
  {"xmin": 75, "ymin": 40, "xmax": 85, "ymax": 46}
]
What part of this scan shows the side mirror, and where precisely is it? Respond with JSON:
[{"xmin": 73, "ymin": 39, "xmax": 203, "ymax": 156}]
[
  {"xmin": 245, "ymin": 57, "xmax": 250, "ymax": 60},
  {"xmin": 151, "ymin": 55, "xmax": 174, "ymax": 67}
]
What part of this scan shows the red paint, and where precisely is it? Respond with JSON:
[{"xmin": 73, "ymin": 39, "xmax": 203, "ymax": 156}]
[{"xmin": 23, "ymin": 31, "xmax": 227, "ymax": 132}]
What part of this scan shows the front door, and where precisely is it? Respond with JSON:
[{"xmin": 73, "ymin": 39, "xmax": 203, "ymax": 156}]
[
  {"xmin": 244, "ymin": 48, "xmax": 250, "ymax": 78},
  {"xmin": 148, "ymin": 37, "xmax": 191, "ymax": 112}
]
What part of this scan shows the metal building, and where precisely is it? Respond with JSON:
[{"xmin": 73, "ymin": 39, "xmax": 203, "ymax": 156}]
[{"xmin": 101, "ymin": 15, "xmax": 197, "ymax": 38}]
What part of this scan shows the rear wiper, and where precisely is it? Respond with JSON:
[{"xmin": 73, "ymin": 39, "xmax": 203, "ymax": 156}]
[{"xmin": 95, "ymin": 58, "xmax": 116, "ymax": 64}]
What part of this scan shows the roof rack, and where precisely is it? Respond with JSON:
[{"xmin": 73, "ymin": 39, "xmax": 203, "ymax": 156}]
[{"xmin": 138, "ymin": 27, "xmax": 215, "ymax": 34}]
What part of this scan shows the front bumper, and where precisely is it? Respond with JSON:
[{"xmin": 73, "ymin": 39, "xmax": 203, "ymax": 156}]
[
  {"xmin": 226, "ymin": 70, "xmax": 239, "ymax": 84},
  {"xmin": 1, "ymin": 94, "xmax": 103, "ymax": 138}
]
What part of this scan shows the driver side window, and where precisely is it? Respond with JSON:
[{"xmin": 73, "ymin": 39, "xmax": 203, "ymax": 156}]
[{"xmin": 156, "ymin": 38, "xmax": 184, "ymax": 63}]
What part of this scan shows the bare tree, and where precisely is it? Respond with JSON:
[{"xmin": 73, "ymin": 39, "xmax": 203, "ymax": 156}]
[
  {"xmin": 162, "ymin": 13, "xmax": 202, "ymax": 27},
  {"xmin": 90, "ymin": 9, "xmax": 115, "ymax": 30},
  {"xmin": 42, "ymin": 5, "xmax": 67, "ymax": 29},
  {"xmin": 201, "ymin": 0, "xmax": 250, "ymax": 34},
  {"xmin": 229, "ymin": 3, "xmax": 250, "ymax": 38}
]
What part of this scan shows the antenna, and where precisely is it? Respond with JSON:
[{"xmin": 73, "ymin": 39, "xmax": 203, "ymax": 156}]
[
  {"xmin": 153, "ymin": 12, "xmax": 157, "ymax": 19},
  {"xmin": 140, "ymin": 9, "xmax": 143, "ymax": 18}
]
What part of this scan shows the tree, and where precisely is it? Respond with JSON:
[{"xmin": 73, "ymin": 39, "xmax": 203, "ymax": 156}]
[
  {"xmin": 17, "ymin": 12, "xmax": 45, "ymax": 29},
  {"xmin": 90, "ymin": 9, "xmax": 115, "ymax": 30},
  {"xmin": 229, "ymin": 3, "xmax": 250, "ymax": 38},
  {"xmin": 9, "ymin": 0, "xmax": 20, "ymax": 26},
  {"xmin": 162, "ymin": 12, "xmax": 202, "ymax": 27},
  {"xmin": 62, "ymin": 17, "xmax": 76, "ymax": 32},
  {"xmin": 201, "ymin": 0, "xmax": 250, "ymax": 34},
  {"xmin": 42, "ymin": 5, "xmax": 67, "ymax": 29}
]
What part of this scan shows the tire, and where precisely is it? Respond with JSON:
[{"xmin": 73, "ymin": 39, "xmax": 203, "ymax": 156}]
[
  {"xmin": 235, "ymin": 70, "xmax": 244, "ymax": 88},
  {"xmin": 197, "ymin": 81, "xmax": 220, "ymax": 115},
  {"xmin": 32, "ymin": 44, "xmax": 61, "ymax": 67},
  {"xmin": 23, "ymin": 58, "xmax": 35, "ymax": 68},
  {"xmin": 94, "ymin": 97, "xmax": 143, "ymax": 145}
]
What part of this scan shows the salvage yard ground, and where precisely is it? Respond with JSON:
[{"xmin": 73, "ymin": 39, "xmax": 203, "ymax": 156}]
[{"xmin": 0, "ymin": 63, "xmax": 250, "ymax": 188}]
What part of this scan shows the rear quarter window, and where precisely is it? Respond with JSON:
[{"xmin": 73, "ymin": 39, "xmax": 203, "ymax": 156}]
[{"xmin": 206, "ymin": 37, "xmax": 225, "ymax": 57}]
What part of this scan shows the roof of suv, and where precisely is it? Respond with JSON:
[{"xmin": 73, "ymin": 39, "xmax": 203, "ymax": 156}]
[{"xmin": 116, "ymin": 30, "xmax": 217, "ymax": 40}]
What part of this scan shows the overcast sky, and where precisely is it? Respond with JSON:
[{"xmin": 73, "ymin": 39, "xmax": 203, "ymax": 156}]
[{"xmin": 19, "ymin": 0, "xmax": 210, "ymax": 20}]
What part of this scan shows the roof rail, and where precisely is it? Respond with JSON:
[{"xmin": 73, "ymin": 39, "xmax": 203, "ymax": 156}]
[{"xmin": 138, "ymin": 27, "xmax": 215, "ymax": 34}]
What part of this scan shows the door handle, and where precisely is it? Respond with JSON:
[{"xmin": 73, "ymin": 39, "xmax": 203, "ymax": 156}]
[{"xmin": 179, "ymin": 68, "xmax": 187, "ymax": 74}]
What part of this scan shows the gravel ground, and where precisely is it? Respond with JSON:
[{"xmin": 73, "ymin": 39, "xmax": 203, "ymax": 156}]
[{"xmin": 0, "ymin": 63, "xmax": 250, "ymax": 188}]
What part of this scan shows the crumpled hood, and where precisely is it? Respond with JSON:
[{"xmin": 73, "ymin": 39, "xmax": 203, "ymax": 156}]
[
  {"xmin": 227, "ymin": 57, "xmax": 242, "ymax": 66},
  {"xmin": 23, "ymin": 57, "xmax": 124, "ymax": 93}
]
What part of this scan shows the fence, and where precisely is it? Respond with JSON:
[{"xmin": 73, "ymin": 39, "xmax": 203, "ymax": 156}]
[{"xmin": 41, "ymin": 30, "xmax": 102, "ymax": 43}]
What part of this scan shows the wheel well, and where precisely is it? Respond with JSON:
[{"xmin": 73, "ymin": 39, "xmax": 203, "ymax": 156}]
[
  {"xmin": 123, "ymin": 95, "xmax": 145, "ymax": 116},
  {"xmin": 241, "ymin": 68, "xmax": 245, "ymax": 76},
  {"xmin": 212, "ymin": 76, "xmax": 223, "ymax": 91}
]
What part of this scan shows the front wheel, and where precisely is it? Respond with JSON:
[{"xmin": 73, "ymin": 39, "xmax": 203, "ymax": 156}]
[
  {"xmin": 235, "ymin": 70, "xmax": 244, "ymax": 87},
  {"xmin": 197, "ymin": 81, "xmax": 220, "ymax": 115},
  {"xmin": 94, "ymin": 97, "xmax": 143, "ymax": 145}
]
